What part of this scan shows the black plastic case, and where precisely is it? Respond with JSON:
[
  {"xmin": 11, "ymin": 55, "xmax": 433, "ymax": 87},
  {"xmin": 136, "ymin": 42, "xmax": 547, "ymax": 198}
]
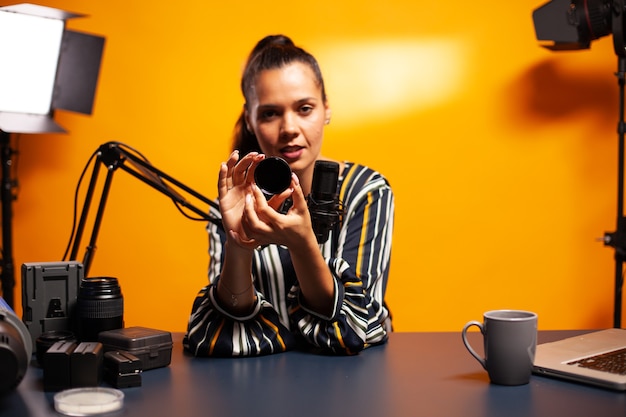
[{"xmin": 98, "ymin": 326, "xmax": 172, "ymax": 370}]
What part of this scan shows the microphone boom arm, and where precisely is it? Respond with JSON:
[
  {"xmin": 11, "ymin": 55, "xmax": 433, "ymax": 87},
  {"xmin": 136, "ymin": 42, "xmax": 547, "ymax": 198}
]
[{"xmin": 69, "ymin": 142, "xmax": 221, "ymax": 275}]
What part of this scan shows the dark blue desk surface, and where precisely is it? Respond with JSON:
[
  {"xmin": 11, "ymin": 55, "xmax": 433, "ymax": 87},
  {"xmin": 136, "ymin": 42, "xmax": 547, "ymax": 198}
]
[{"xmin": 2, "ymin": 331, "xmax": 625, "ymax": 417}]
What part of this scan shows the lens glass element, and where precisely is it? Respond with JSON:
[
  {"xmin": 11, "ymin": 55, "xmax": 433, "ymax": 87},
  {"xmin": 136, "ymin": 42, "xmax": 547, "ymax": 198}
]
[{"xmin": 254, "ymin": 157, "xmax": 292, "ymax": 195}]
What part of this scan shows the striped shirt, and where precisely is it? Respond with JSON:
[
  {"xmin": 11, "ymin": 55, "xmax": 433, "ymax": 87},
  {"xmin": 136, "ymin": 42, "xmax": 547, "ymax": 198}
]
[{"xmin": 184, "ymin": 162, "xmax": 394, "ymax": 356}]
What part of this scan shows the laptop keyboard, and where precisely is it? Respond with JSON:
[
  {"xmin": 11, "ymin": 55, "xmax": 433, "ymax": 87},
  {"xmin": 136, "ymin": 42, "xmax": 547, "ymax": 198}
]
[{"xmin": 567, "ymin": 347, "xmax": 626, "ymax": 375}]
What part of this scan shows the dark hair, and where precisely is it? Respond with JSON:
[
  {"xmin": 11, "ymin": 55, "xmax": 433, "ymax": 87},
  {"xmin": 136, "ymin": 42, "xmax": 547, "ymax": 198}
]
[{"xmin": 231, "ymin": 35, "xmax": 328, "ymax": 154}]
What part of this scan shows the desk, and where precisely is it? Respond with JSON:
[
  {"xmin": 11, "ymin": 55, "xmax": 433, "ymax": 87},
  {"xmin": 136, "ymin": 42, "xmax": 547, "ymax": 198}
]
[{"xmin": 1, "ymin": 331, "xmax": 625, "ymax": 417}]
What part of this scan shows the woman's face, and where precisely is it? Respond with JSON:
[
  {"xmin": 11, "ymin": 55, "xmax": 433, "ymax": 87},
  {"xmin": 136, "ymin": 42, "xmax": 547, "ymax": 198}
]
[{"xmin": 245, "ymin": 62, "xmax": 330, "ymax": 178}]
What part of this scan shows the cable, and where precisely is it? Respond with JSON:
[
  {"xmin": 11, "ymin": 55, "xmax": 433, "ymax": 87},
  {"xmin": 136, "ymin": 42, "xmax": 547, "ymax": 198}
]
[{"xmin": 62, "ymin": 149, "xmax": 98, "ymax": 262}]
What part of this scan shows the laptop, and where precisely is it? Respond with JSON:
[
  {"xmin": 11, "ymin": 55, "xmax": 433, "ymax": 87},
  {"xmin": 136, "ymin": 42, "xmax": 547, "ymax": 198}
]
[{"xmin": 532, "ymin": 328, "xmax": 626, "ymax": 391}]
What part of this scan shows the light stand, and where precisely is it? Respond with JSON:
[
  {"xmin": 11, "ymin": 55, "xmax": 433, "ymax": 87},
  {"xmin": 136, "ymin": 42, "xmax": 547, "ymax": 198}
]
[
  {"xmin": 0, "ymin": 131, "xmax": 15, "ymax": 307},
  {"xmin": 68, "ymin": 142, "xmax": 221, "ymax": 276},
  {"xmin": 601, "ymin": 4, "xmax": 626, "ymax": 328},
  {"xmin": 534, "ymin": 0, "xmax": 626, "ymax": 328},
  {"xmin": 604, "ymin": 57, "xmax": 626, "ymax": 328}
]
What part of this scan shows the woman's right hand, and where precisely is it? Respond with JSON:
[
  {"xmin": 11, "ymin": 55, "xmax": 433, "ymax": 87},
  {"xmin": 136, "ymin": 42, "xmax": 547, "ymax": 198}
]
[{"xmin": 217, "ymin": 150, "xmax": 264, "ymax": 248}]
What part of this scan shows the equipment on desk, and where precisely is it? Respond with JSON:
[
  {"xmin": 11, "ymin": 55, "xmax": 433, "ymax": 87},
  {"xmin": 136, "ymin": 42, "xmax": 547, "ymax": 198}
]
[
  {"xmin": 533, "ymin": 328, "xmax": 626, "ymax": 391},
  {"xmin": 75, "ymin": 276, "xmax": 124, "ymax": 342},
  {"xmin": 43, "ymin": 340, "xmax": 103, "ymax": 391},
  {"xmin": 41, "ymin": 326, "xmax": 171, "ymax": 392},
  {"xmin": 98, "ymin": 326, "xmax": 172, "ymax": 371},
  {"xmin": 20, "ymin": 261, "xmax": 169, "ymax": 391},
  {"xmin": 21, "ymin": 262, "xmax": 125, "ymax": 344},
  {"xmin": 54, "ymin": 387, "xmax": 124, "ymax": 416},
  {"xmin": 35, "ymin": 330, "xmax": 76, "ymax": 367},
  {"xmin": 21, "ymin": 261, "xmax": 83, "ymax": 350},
  {"xmin": 103, "ymin": 350, "xmax": 142, "ymax": 388},
  {"xmin": 0, "ymin": 296, "xmax": 31, "ymax": 395},
  {"xmin": 38, "ymin": 331, "xmax": 168, "ymax": 391}
]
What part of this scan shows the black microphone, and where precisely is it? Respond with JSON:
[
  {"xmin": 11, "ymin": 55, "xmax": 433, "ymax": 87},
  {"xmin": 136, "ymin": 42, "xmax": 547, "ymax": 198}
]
[{"xmin": 307, "ymin": 161, "xmax": 343, "ymax": 243}]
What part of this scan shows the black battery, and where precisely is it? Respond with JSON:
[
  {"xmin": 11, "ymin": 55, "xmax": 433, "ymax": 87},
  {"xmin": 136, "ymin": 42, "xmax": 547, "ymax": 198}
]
[
  {"xmin": 43, "ymin": 341, "xmax": 76, "ymax": 391},
  {"xmin": 71, "ymin": 342, "xmax": 103, "ymax": 387},
  {"xmin": 98, "ymin": 326, "xmax": 172, "ymax": 370},
  {"xmin": 103, "ymin": 350, "xmax": 142, "ymax": 388}
]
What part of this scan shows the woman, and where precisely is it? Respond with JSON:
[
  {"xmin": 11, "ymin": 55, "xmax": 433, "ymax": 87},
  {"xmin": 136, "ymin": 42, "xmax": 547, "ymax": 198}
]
[{"xmin": 184, "ymin": 35, "xmax": 394, "ymax": 356}]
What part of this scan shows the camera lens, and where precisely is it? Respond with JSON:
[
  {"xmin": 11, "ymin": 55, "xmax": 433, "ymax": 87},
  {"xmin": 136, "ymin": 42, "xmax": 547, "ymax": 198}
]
[
  {"xmin": 254, "ymin": 157, "xmax": 292, "ymax": 196},
  {"xmin": 0, "ymin": 297, "xmax": 32, "ymax": 395},
  {"xmin": 76, "ymin": 277, "xmax": 124, "ymax": 342}
]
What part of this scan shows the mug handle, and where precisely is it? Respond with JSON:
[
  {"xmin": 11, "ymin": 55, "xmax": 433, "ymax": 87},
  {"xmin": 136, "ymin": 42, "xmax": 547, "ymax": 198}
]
[{"xmin": 462, "ymin": 320, "xmax": 486, "ymax": 370}]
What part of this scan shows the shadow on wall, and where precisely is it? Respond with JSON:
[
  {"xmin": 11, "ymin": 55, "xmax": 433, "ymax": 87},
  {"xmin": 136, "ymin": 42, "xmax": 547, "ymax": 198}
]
[{"xmin": 503, "ymin": 58, "xmax": 618, "ymax": 131}]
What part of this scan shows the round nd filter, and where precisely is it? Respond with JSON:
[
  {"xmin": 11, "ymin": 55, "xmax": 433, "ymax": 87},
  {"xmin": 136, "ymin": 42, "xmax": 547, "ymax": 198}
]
[
  {"xmin": 254, "ymin": 157, "xmax": 292, "ymax": 196},
  {"xmin": 54, "ymin": 387, "xmax": 124, "ymax": 416}
]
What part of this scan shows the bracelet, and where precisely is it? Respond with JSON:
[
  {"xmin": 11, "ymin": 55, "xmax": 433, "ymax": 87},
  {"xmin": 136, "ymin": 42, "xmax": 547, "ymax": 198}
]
[{"xmin": 220, "ymin": 279, "xmax": 253, "ymax": 307}]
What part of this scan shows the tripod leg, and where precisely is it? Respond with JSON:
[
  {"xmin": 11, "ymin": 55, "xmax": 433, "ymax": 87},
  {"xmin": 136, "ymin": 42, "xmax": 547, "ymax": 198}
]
[{"xmin": 0, "ymin": 131, "xmax": 15, "ymax": 308}]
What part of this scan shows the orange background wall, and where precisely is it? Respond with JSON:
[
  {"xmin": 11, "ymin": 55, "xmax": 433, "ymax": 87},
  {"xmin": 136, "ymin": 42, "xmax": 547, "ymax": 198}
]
[{"xmin": 3, "ymin": 0, "xmax": 623, "ymax": 333}]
